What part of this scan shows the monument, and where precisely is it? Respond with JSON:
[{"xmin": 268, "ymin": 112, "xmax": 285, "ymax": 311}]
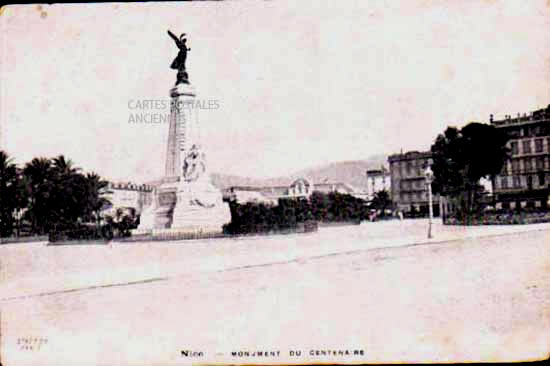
[{"xmin": 137, "ymin": 31, "xmax": 231, "ymax": 236}]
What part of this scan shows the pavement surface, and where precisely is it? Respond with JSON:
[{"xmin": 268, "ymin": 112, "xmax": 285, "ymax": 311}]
[{"xmin": 1, "ymin": 219, "xmax": 550, "ymax": 364}]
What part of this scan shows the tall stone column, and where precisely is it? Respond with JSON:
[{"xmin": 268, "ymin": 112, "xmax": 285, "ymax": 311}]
[{"xmin": 165, "ymin": 83, "xmax": 197, "ymax": 178}]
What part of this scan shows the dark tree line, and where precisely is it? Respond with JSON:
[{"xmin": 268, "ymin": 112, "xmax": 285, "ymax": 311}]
[
  {"xmin": 0, "ymin": 150, "xmax": 111, "ymax": 237},
  {"xmin": 430, "ymin": 122, "xmax": 510, "ymax": 217},
  {"xmin": 369, "ymin": 190, "xmax": 392, "ymax": 217},
  {"xmin": 224, "ymin": 191, "xmax": 367, "ymax": 235},
  {"xmin": 310, "ymin": 191, "xmax": 365, "ymax": 222},
  {"xmin": 224, "ymin": 197, "xmax": 314, "ymax": 235}
]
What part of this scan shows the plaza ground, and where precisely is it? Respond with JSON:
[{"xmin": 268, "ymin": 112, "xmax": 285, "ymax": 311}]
[{"xmin": 1, "ymin": 219, "xmax": 550, "ymax": 364}]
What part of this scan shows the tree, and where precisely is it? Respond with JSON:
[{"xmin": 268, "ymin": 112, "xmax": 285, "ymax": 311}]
[
  {"xmin": 52, "ymin": 155, "xmax": 84, "ymax": 227},
  {"xmin": 22, "ymin": 157, "xmax": 54, "ymax": 234},
  {"xmin": 0, "ymin": 151, "xmax": 20, "ymax": 237},
  {"xmin": 370, "ymin": 190, "xmax": 392, "ymax": 217},
  {"xmin": 431, "ymin": 122, "xmax": 509, "ymax": 215},
  {"xmin": 223, "ymin": 197, "xmax": 314, "ymax": 235},
  {"xmin": 310, "ymin": 191, "xmax": 330, "ymax": 221},
  {"xmin": 309, "ymin": 191, "xmax": 365, "ymax": 222},
  {"xmin": 105, "ymin": 208, "xmax": 138, "ymax": 237},
  {"xmin": 1, "ymin": 152, "xmax": 112, "ymax": 237},
  {"xmin": 83, "ymin": 172, "xmax": 111, "ymax": 228},
  {"xmin": 22, "ymin": 155, "xmax": 112, "ymax": 234}
]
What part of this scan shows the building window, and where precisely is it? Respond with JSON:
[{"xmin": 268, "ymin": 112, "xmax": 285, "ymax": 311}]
[
  {"xmin": 523, "ymin": 140, "xmax": 532, "ymax": 154},
  {"xmin": 513, "ymin": 175, "xmax": 521, "ymax": 188},
  {"xmin": 500, "ymin": 177, "xmax": 508, "ymax": 189},
  {"xmin": 538, "ymin": 173, "xmax": 545, "ymax": 187},
  {"xmin": 511, "ymin": 141, "xmax": 518, "ymax": 155},
  {"xmin": 535, "ymin": 138, "xmax": 543, "ymax": 153},
  {"xmin": 512, "ymin": 159, "xmax": 520, "ymax": 173},
  {"xmin": 536, "ymin": 156, "xmax": 544, "ymax": 170},
  {"xmin": 525, "ymin": 158, "xmax": 532, "ymax": 172}
]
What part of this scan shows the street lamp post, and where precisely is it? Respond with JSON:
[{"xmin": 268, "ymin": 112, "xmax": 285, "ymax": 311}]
[{"xmin": 424, "ymin": 166, "xmax": 434, "ymax": 239}]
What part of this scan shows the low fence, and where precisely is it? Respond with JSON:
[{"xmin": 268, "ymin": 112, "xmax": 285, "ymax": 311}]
[
  {"xmin": 120, "ymin": 221, "xmax": 319, "ymax": 243},
  {"xmin": 318, "ymin": 220, "xmax": 361, "ymax": 227},
  {"xmin": 47, "ymin": 240, "xmax": 110, "ymax": 246},
  {"xmin": 0, "ymin": 235, "xmax": 49, "ymax": 244},
  {"xmin": 444, "ymin": 211, "xmax": 550, "ymax": 225},
  {"xmin": 119, "ymin": 230, "xmax": 226, "ymax": 243},
  {"xmin": 2, "ymin": 222, "xmax": 320, "ymax": 245}
]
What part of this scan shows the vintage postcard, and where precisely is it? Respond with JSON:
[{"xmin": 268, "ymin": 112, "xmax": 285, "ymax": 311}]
[{"xmin": 1, "ymin": 1, "xmax": 550, "ymax": 364}]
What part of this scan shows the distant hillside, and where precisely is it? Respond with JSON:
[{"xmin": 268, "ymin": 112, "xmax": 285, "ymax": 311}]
[
  {"xmin": 209, "ymin": 173, "xmax": 269, "ymax": 190},
  {"xmin": 211, "ymin": 154, "xmax": 388, "ymax": 191},
  {"xmin": 289, "ymin": 155, "xmax": 388, "ymax": 190}
]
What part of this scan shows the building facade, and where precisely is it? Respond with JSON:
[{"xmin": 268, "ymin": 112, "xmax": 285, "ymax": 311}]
[
  {"xmin": 388, "ymin": 151, "xmax": 440, "ymax": 216},
  {"xmin": 223, "ymin": 178, "xmax": 362, "ymax": 204},
  {"xmin": 365, "ymin": 167, "xmax": 391, "ymax": 201},
  {"xmin": 490, "ymin": 104, "xmax": 550, "ymax": 210},
  {"xmin": 104, "ymin": 182, "xmax": 153, "ymax": 215}
]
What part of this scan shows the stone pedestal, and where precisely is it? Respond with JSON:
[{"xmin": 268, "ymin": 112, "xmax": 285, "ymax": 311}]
[
  {"xmin": 136, "ymin": 175, "xmax": 230, "ymax": 235},
  {"xmin": 172, "ymin": 175, "xmax": 231, "ymax": 232},
  {"xmin": 136, "ymin": 203, "xmax": 156, "ymax": 232},
  {"xmin": 136, "ymin": 177, "xmax": 178, "ymax": 231}
]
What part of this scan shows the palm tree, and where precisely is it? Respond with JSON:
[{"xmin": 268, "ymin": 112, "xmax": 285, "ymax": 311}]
[
  {"xmin": 17, "ymin": 154, "xmax": 114, "ymax": 235},
  {"xmin": 84, "ymin": 172, "xmax": 111, "ymax": 228},
  {"xmin": 52, "ymin": 155, "xmax": 84, "ymax": 225},
  {"xmin": 52, "ymin": 155, "xmax": 80, "ymax": 175},
  {"xmin": 0, "ymin": 151, "xmax": 19, "ymax": 237},
  {"xmin": 22, "ymin": 157, "xmax": 54, "ymax": 234}
]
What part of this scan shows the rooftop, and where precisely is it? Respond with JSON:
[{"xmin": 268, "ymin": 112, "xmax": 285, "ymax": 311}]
[
  {"xmin": 107, "ymin": 181, "xmax": 153, "ymax": 191},
  {"xmin": 490, "ymin": 104, "xmax": 550, "ymax": 127},
  {"xmin": 388, "ymin": 150, "xmax": 432, "ymax": 162}
]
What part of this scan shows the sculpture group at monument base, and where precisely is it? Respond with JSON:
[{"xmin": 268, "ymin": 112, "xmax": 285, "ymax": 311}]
[{"xmin": 134, "ymin": 175, "xmax": 231, "ymax": 238}]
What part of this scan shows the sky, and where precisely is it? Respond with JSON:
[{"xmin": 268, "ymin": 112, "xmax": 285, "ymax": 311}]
[{"xmin": 1, "ymin": 0, "xmax": 550, "ymax": 182}]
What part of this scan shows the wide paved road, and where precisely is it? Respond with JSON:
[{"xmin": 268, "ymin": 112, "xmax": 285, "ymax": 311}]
[{"xmin": 1, "ymin": 220, "xmax": 550, "ymax": 364}]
